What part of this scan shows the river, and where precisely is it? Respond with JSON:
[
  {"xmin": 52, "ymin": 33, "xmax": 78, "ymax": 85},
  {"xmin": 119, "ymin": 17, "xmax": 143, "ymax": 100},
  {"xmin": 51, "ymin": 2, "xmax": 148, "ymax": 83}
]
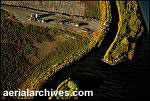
[{"xmin": 35, "ymin": 1, "xmax": 149, "ymax": 100}]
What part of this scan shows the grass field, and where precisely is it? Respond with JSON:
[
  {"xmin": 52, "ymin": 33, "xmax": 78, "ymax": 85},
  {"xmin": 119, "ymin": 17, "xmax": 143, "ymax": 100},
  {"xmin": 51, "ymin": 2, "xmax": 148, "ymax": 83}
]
[
  {"xmin": 1, "ymin": 7, "xmax": 103, "ymax": 98},
  {"xmin": 1, "ymin": 8, "xmax": 85, "ymax": 90}
]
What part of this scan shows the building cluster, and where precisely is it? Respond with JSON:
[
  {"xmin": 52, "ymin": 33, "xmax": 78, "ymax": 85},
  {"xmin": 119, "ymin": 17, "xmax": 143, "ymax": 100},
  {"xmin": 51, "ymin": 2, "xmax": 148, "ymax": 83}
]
[
  {"xmin": 28, "ymin": 14, "xmax": 49, "ymax": 23},
  {"xmin": 28, "ymin": 13, "xmax": 93, "ymax": 33},
  {"xmin": 28, "ymin": 13, "xmax": 89, "ymax": 28}
]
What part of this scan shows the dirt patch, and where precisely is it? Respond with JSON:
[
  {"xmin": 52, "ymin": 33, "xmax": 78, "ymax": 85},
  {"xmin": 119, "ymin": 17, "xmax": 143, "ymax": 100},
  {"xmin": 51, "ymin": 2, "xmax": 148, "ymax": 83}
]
[{"xmin": 54, "ymin": 35, "xmax": 66, "ymax": 44}]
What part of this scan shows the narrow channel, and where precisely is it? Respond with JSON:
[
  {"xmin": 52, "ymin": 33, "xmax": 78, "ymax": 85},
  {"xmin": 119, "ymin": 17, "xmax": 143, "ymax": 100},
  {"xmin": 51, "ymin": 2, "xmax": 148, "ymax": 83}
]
[{"xmin": 98, "ymin": 0, "xmax": 119, "ymax": 57}]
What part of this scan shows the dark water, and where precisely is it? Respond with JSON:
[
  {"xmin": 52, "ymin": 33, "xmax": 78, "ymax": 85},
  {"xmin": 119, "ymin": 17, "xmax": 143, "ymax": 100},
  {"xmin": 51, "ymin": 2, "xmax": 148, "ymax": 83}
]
[
  {"xmin": 139, "ymin": 0, "xmax": 149, "ymax": 34},
  {"xmin": 36, "ymin": 1, "xmax": 149, "ymax": 100}
]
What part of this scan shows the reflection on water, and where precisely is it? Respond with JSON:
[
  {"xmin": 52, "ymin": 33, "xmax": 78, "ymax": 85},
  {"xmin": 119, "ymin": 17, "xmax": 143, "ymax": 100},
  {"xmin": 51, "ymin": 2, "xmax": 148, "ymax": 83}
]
[
  {"xmin": 139, "ymin": 1, "xmax": 149, "ymax": 33},
  {"xmin": 38, "ymin": 29, "xmax": 149, "ymax": 100}
]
